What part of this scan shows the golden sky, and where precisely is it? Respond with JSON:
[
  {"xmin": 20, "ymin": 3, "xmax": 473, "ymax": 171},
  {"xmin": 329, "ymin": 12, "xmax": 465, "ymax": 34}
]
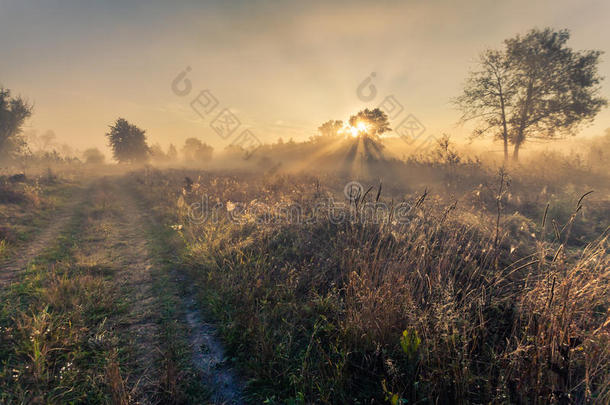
[{"xmin": 1, "ymin": 0, "xmax": 609, "ymax": 154}]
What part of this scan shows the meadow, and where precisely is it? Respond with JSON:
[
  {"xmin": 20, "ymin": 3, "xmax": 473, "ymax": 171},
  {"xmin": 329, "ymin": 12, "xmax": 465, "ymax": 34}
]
[
  {"xmin": 0, "ymin": 137, "xmax": 610, "ymax": 404},
  {"xmin": 1, "ymin": 139, "xmax": 609, "ymax": 404},
  {"xmin": 2, "ymin": 2, "xmax": 610, "ymax": 402},
  {"xmin": 131, "ymin": 143, "xmax": 608, "ymax": 403}
]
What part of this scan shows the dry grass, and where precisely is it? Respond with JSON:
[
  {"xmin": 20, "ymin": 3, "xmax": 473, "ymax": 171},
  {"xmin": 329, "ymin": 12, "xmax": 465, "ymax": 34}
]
[
  {"xmin": 133, "ymin": 157, "xmax": 609, "ymax": 403},
  {"xmin": 1, "ymin": 146, "xmax": 607, "ymax": 403}
]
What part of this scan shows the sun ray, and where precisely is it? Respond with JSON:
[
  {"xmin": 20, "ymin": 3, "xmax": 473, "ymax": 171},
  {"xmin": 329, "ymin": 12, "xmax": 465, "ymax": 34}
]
[{"xmin": 287, "ymin": 135, "xmax": 349, "ymax": 172}]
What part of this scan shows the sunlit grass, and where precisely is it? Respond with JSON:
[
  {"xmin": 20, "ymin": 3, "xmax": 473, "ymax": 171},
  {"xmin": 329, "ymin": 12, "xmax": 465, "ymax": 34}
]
[{"xmin": 131, "ymin": 149, "xmax": 610, "ymax": 403}]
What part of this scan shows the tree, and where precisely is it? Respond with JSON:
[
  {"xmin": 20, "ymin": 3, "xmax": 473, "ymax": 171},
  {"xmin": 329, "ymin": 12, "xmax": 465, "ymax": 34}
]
[
  {"xmin": 455, "ymin": 50, "xmax": 514, "ymax": 160},
  {"xmin": 587, "ymin": 128, "xmax": 610, "ymax": 170},
  {"xmin": 348, "ymin": 108, "xmax": 391, "ymax": 139},
  {"xmin": 149, "ymin": 143, "xmax": 168, "ymax": 164},
  {"xmin": 0, "ymin": 87, "xmax": 32, "ymax": 161},
  {"xmin": 456, "ymin": 28, "xmax": 607, "ymax": 161},
  {"xmin": 167, "ymin": 143, "xmax": 178, "ymax": 161},
  {"xmin": 105, "ymin": 118, "xmax": 149, "ymax": 163},
  {"xmin": 318, "ymin": 120, "xmax": 344, "ymax": 137},
  {"xmin": 181, "ymin": 138, "xmax": 213, "ymax": 164},
  {"xmin": 39, "ymin": 130, "xmax": 56, "ymax": 151},
  {"xmin": 83, "ymin": 148, "xmax": 105, "ymax": 164}
]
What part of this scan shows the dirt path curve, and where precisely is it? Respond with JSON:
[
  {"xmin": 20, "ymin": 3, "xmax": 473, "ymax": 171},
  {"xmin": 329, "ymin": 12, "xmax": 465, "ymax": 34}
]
[
  {"xmin": 0, "ymin": 185, "xmax": 87, "ymax": 287},
  {"xmin": 3, "ymin": 175, "xmax": 246, "ymax": 403}
]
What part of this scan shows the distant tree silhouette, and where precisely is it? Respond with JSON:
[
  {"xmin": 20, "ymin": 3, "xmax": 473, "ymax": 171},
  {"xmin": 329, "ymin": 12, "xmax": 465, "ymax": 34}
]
[
  {"xmin": 348, "ymin": 108, "xmax": 391, "ymax": 139},
  {"xmin": 588, "ymin": 128, "xmax": 610, "ymax": 170},
  {"xmin": 317, "ymin": 120, "xmax": 344, "ymax": 138},
  {"xmin": 456, "ymin": 28, "xmax": 607, "ymax": 161},
  {"xmin": 105, "ymin": 118, "xmax": 149, "ymax": 163},
  {"xmin": 82, "ymin": 148, "xmax": 105, "ymax": 164},
  {"xmin": 182, "ymin": 138, "xmax": 213, "ymax": 164},
  {"xmin": 149, "ymin": 143, "xmax": 168, "ymax": 164},
  {"xmin": 167, "ymin": 143, "xmax": 178, "ymax": 161},
  {"xmin": 39, "ymin": 130, "xmax": 56, "ymax": 151},
  {"xmin": 0, "ymin": 87, "xmax": 32, "ymax": 161}
]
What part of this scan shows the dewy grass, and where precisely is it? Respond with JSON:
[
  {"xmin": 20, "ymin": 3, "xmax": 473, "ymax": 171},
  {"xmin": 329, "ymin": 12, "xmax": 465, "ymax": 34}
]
[
  {"xmin": 132, "ymin": 166, "xmax": 609, "ymax": 404},
  {"xmin": 128, "ymin": 181, "xmax": 211, "ymax": 403},
  {"xmin": 0, "ymin": 239, "xmax": 7, "ymax": 259},
  {"xmin": 1, "ymin": 156, "xmax": 607, "ymax": 403},
  {"xmin": 0, "ymin": 187, "xmax": 129, "ymax": 403},
  {"xmin": 0, "ymin": 198, "xmax": 115, "ymax": 402},
  {"xmin": 0, "ymin": 179, "xmax": 79, "ymax": 253}
]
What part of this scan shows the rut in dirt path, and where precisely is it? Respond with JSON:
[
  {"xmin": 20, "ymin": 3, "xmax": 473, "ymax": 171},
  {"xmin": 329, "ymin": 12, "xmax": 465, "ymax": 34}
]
[
  {"xmin": 107, "ymin": 180, "xmax": 162, "ymax": 403},
  {"xmin": 42, "ymin": 177, "xmax": 165, "ymax": 404},
  {"xmin": 184, "ymin": 293, "xmax": 246, "ymax": 404},
  {"xmin": 125, "ymin": 178, "xmax": 246, "ymax": 404},
  {"xmin": 0, "ymin": 186, "xmax": 87, "ymax": 287}
]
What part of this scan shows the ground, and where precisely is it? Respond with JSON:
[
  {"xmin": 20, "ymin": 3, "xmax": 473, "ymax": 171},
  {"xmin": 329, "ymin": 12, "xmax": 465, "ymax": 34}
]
[
  {"xmin": 0, "ymin": 174, "xmax": 243, "ymax": 404},
  {"xmin": 0, "ymin": 165, "xmax": 608, "ymax": 404}
]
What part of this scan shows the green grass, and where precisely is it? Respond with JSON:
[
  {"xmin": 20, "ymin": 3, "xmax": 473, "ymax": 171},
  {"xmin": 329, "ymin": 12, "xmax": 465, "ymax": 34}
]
[{"xmin": 0, "ymin": 178, "xmax": 79, "ymax": 252}]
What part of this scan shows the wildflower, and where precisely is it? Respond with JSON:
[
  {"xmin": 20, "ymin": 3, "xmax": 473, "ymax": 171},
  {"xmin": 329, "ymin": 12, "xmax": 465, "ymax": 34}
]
[
  {"xmin": 170, "ymin": 224, "xmax": 183, "ymax": 230},
  {"xmin": 59, "ymin": 362, "xmax": 73, "ymax": 380}
]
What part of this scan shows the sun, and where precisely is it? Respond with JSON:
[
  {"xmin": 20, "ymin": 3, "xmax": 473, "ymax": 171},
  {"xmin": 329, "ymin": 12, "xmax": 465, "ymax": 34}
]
[{"xmin": 339, "ymin": 121, "xmax": 370, "ymax": 137}]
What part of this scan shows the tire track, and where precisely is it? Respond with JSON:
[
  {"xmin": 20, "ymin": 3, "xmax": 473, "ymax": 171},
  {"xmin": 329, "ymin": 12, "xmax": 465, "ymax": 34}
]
[
  {"xmin": 125, "ymin": 176, "xmax": 246, "ymax": 404},
  {"xmin": 106, "ymin": 179, "xmax": 161, "ymax": 403},
  {"xmin": 0, "ymin": 186, "xmax": 86, "ymax": 287}
]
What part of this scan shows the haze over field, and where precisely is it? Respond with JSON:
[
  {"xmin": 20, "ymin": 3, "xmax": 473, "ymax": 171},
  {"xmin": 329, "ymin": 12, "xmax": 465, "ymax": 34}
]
[{"xmin": 2, "ymin": 0, "xmax": 610, "ymax": 155}]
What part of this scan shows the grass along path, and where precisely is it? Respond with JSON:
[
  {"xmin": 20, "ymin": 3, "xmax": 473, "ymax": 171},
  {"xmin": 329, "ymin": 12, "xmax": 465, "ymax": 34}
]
[
  {"xmin": 0, "ymin": 176, "xmax": 216, "ymax": 403},
  {"xmin": 125, "ymin": 175, "xmax": 245, "ymax": 404},
  {"xmin": 0, "ymin": 183, "xmax": 86, "ymax": 287},
  {"xmin": 0, "ymin": 179, "xmax": 122, "ymax": 402}
]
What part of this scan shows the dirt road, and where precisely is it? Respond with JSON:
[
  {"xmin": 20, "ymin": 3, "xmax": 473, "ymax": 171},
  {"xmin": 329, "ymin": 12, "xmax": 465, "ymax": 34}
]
[{"xmin": 1, "ymin": 175, "xmax": 244, "ymax": 403}]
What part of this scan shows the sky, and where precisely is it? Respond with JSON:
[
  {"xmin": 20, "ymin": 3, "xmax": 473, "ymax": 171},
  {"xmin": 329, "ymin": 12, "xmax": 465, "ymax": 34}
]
[{"xmin": 1, "ymin": 0, "xmax": 609, "ymax": 155}]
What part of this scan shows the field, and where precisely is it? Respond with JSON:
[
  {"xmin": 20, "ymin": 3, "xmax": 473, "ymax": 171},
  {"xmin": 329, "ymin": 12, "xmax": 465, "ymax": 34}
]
[
  {"xmin": 3, "ymin": 1, "xmax": 610, "ymax": 403},
  {"xmin": 0, "ymin": 147, "xmax": 608, "ymax": 404}
]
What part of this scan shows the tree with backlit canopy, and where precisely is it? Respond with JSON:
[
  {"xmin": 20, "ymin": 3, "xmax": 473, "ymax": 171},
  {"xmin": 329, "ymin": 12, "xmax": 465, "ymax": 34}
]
[{"xmin": 348, "ymin": 108, "xmax": 391, "ymax": 139}]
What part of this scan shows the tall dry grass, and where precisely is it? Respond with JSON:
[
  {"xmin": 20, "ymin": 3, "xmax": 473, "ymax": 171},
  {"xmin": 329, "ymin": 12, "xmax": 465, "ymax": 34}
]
[{"xmin": 133, "ymin": 160, "xmax": 609, "ymax": 403}]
